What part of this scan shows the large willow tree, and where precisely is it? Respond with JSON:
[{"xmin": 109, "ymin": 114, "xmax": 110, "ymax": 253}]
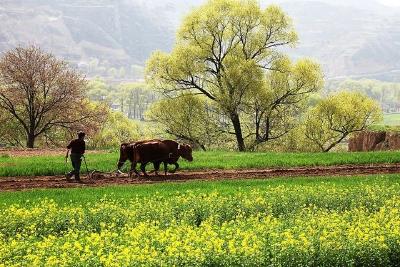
[{"xmin": 147, "ymin": 0, "xmax": 323, "ymax": 151}]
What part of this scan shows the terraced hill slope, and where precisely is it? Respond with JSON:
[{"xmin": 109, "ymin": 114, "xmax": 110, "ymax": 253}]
[{"xmin": 0, "ymin": 0, "xmax": 399, "ymax": 79}]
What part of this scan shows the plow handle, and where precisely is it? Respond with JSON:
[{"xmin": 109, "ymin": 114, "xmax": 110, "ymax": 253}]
[{"xmin": 82, "ymin": 155, "xmax": 89, "ymax": 174}]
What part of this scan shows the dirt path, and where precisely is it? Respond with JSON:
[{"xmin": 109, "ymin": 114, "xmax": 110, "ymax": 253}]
[{"xmin": 1, "ymin": 164, "xmax": 400, "ymax": 191}]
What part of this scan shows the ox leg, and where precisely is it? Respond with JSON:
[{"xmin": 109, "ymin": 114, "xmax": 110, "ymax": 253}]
[
  {"xmin": 117, "ymin": 160, "xmax": 125, "ymax": 172},
  {"xmin": 152, "ymin": 162, "xmax": 161, "ymax": 176},
  {"xmin": 117, "ymin": 160, "xmax": 128, "ymax": 176},
  {"xmin": 130, "ymin": 162, "xmax": 140, "ymax": 178},
  {"xmin": 141, "ymin": 163, "xmax": 149, "ymax": 177},
  {"xmin": 170, "ymin": 163, "xmax": 179, "ymax": 173},
  {"xmin": 164, "ymin": 162, "xmax": 168, "ymax": 176}
]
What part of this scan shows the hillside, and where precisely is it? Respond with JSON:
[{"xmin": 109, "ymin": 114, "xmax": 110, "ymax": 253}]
[
  {"xmin": 0, "ymin": 0, "xmax": 399, "ymax": 80},
  {"xmin": 0, "ymin": 0, "xmax": 175, "ymax": 71},
  {"xmin": 279, "ymin": 1, "xmax": 400, "ymax": 79}
]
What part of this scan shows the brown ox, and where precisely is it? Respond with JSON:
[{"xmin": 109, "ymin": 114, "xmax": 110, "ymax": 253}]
[
  {"xmin": 119, "ymin": 140, "xmax": 193, "ymax": 177},
  {"xmin": 117, "ymin": 139, "xmax": 159, "ymax": 174},
  {"xmin": 151, "ymin": 140, "xmax": 193, "ymax": 175}
]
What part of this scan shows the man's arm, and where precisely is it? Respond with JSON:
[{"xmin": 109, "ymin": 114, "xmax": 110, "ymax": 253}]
[{"xmin": 66, "ymin": 141, "xmax": 72, "ymax": 160}]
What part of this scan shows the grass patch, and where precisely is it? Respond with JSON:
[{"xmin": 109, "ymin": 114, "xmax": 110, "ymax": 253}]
[
  {"xmin": 0, "ymin": 173, "xmax": 398, "ymax": 206},
  {"xmin": 1, "ymin": 150, "xmax": 400, "ymax": 177}
]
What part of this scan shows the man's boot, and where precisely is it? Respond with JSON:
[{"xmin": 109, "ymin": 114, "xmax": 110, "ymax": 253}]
[{"xmin": 75, "ymin": 174, "xmax": 81, "ymax": 182}]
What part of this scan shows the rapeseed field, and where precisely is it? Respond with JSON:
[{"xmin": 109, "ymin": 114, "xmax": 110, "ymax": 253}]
[{"xmin": 1, "ymin": 177, "xmax": 400, "ymax": 266}]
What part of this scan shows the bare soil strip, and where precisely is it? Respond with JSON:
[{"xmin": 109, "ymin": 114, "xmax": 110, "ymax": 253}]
[{"xmin": 0, "ymin": 164, "xmax": 400, "ymax": 191}]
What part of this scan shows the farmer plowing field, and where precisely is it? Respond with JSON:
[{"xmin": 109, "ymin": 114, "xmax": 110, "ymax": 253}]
[{"xmin": 65, "ymin": 131, "xmax": 86, "ymax": 182}]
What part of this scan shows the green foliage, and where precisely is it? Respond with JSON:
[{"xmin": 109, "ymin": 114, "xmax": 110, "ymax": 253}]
[
  {"xmin": 147, "ymin": 95, "xmax": 227, "ymax": 150},
  {"xmin": 0, "ymin": 112, "xmax": 26, "ymax": 147},
  {"xmin": 326, "ymin": 79, "xmax": 400, "ymax": 112},
  {"xmin": 146, "ymin": 0, "xmax": 323, "ymax": 151},
  {"xmin": 86, "ymin": 79, "xmax": 158, "ymax": 121},
  {"xmin": 90, "ymin": 111, "xmax": 141, "ymax": 149},
  {"xmin": 86, "ymin": 78, "xmax": 110, "ymax": 103},
  {"xmin": 246, "ymin": 58, "xmax": 323, "ymax": 150},
  {"xmin": 85, "ymin": 58, "xmax": 144, "ymax": 80},
  {"xmin": 305, "ymin": 91, "xmax": 383, "ymax": 152},
  {"xmin": 255, "ymin": 125, "xmax": 318, "ymax": 152},
  {"xmin": 117, "ymin": 82, "xmax": 158, "ymax": 120}
]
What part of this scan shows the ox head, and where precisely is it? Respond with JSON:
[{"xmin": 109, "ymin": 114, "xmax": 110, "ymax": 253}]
[
  {"xmin": 117, "ymin": 143, "xmax": 133, "ymax": 171},
  {"xmin": 178, "ymin": 144, "xmax": 193, "ymax": 162}
]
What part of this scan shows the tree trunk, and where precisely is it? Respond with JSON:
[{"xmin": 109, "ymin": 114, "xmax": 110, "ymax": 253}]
[
  {"xmin": 323, "ymin": 133, "xmax": 348, "ymax": 152},
  {"xmin": 26, "ymin": 133, "xmax": 35, "ymax": 148},
  {"xmin": 230, "ymin": 112, "xmax": 246, "ymax": 152}
]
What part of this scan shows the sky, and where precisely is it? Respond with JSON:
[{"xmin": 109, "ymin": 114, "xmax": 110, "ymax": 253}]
[
  {"xmin": 269, "ymin": 0, "xmax": 400, "ymax": 7},
  {"xmin": 282, "ymin": 0, "xmax": 400, "ymax": 6},
  {"xmin": 138, "ymin": 0, "xmax": 400, "ymax": 6},
  {"xmin": 379, "ymin": 0, "xmax": 400, "ymax": 5}
]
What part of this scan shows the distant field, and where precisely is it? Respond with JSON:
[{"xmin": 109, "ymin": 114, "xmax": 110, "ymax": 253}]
[
  {"xmin": 383, "ymin": 113, "xmax": 400, "ymax": 126},
  {"xmin": 1, "ymin": 175, "xmax": 400, "ymax": 266},
  {"xmin": 1, "ymin": 150, "xmax": 400, "ymax": 177},
  {"xmin": 371, "ymin": 113, "xmax": 400, "ymax": 131}
]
